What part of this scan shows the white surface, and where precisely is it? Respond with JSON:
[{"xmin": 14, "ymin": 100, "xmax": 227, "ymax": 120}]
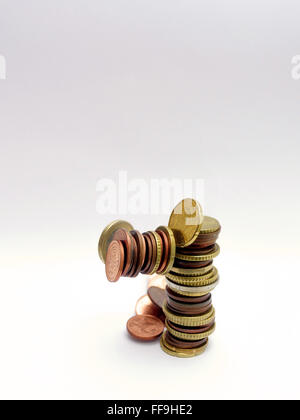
[{"xmin": 1, "ymin": 0, "xmax": 300, "ymax": 400}]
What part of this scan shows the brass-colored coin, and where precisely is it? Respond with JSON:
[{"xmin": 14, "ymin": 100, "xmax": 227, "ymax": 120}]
[
  {"xmin": 155, "ymin": 226, "xmax": 176, "ymax": 275},
  {"xmin": 165, "ymin": 331, "xmax": 208, "ymax": 349},
  {"xmin": 160, "ymin": 331, "xmax": 208, "ymax": 358},
  {"xmin": 167, "ymin": 319, "xmax": 215, "ymax": 334},
  {"xmin": 166, "ymin": 287, "xmax": 211, "ymax": 303},
  {"xmin": 166, "ymin": 322, "xmax": 215, "ymax": 341},
  {"xmin": 176, "ymin": 243, "xmax": 220, "ymax": 261},
  {"xmin": 166, "ymin": 267, "xmax": 218, "ymax": 286},
  {"xmin": 98, "ymin": 220, "xmax": 134, "ymax": 263},
  {"xmin": 168, "ymin": 198, "xmax": 203, "ymax": 248},
  {"xmin": 162, "ymin": 302, "xmax": 215, "ymax": 327},
  {"xmin": 170, "ymin": 262, "xmax": 213, "ymax": 276},
  {"xmin": 198, "ymin": 216, "xmax": 221, "ymax": 234},
  {"xmin": 166, "ymin": 277, "xmax": 219, "ymax": 295},
  {"xmin": 155, "ymin": 230, "xmax": 169, "ymax": 274},
  {"xmin": 149, "ymin": 231, "xmax": 162, "ymax": 275}
]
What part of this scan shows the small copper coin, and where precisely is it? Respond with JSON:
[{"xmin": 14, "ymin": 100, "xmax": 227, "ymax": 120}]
[
  {"xmin": 165, "ymin": 331, "xmax": 208, "ymax": 349},
  {"xmin": 135, "ymin": 294, "xmax": 165, "ymax": 320},
  {"xmin": 167, "ymin": 319, "xmax": 215, "ymax": 334},
  {"xmin": 146, "ymin": 232, "xmax": 158, "ymax": 275},
  {"xmin": 156, "ymin": 230, "xmax": 169, "ymax": 274},
  {"xmin": 112, "ymin": 229, "xmax": 134, "ymax": 276},
  {"xmin": 173, "ymin": 259, "xmax": 213, "ymax": 269},
  {"xmin": 166, "ymin": 286, "xmax": 211, "ymax": 303},
  {"xmin": 126, "ymin": 232, "xmax": 138, "ymax": 277},
  {"xmin": 178, "ymin": 244, "xmax": 215, "ymax": 256},
  {"xmin": 127, "ymin": 315, "xmax": 165, "ymax": 341},
  {"xmin": 167, "ymin": 295, "xmax": 212, "ymax": 315},
  {"xmin": 105, "ymin": 240, "xmax": 125, "ymax": 282},
  {"xmin": 130, "ymin": 230, "xmax": 146, "ymax": 277},
  {"xmin": 141, "ymin": 233, "xmax": 153, "ymax": 274},
  {"xmin": 147, "ymin": 274, "xmax": 166, "ymax": 290},
  {"xmin": 148, "ymin": 286, "xmax": 166, "ymax": 310}
]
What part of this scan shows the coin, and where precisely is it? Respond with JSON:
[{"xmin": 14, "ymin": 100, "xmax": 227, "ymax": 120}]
[
  {"xmin": 130, "ymin": 230, "xmax": 146, "ymax": 277},
  {"xmin": 167, "ymin": 319, "xmax": 215, "ymax": 334},
  {"xmin": 155, "ymin": 230, "xmax": 169, "ymax": 274},
  {"xmin": 173, "ymin": 259, "xmax": 213, "ymax": 269},
  {"xmin": 126, "ymin": 232, "xmax": 138, "ymax": 277},
  {"xmin": 105, "ymin": 240, "xmax": 125, "ymax": 282},
  {"xmin": 155, "ymin": 226, "xmax": 176, "ymax": 274},
  {"xmin": 166, "ymin": 287, "xmax": 211, "ymax": 303},
  {"xmin": 135, "ymin": 294, "xmax": 165, "ymax": 320},
  {"xmin": 147, "ymin": 274, "xmax": 166, "ymax": 289},
  {"xmin": 166, "ymin": 323, "xmax": 215, "ymax": 341},
  {"xmin": 98, "ymin": 220, "xmax": 134, "ymax": 263},
  {"xmin": 142, "ymin": 232, "xmax": 157, "ymax": 275},
  {"xmin": 178, "ymin": 244, "xmax": 215, "ymax": 256},
  {"xmin": 162, "ymin": 302, "xmax": 215, "ymax": 326},
  {"xmin": 127, "ymin": 315, "xmax": 165, "ymax": 341},
  {"xmin": 165, "ymin": 331, "xmax": 208, "ymax": 349},
  {"xmin": 170, "ymin": 262, "xmax": 213, "ymax": 276},
  {"xmin": 166, "ymin": 277, "xmax": 219, "ymax": 295},
  {"xmin": 141, "ymin": 233, "xmax": 151, "ymax": 273},
  {"xmin": 112, "ymin": 228, "xmax": 135, "ymax": 275},
  {"xmin": 198, "ymin": 216, "xmax": 221, "ymax": 234},
  {"xmin": 149, "ymin": 231, "xmax": 162, "ymax": 275},
  {"xmin": 167, "ymin": 295, "xmax": 212, "ymax": 315},
  {"xmin": 176, "ymin": 243, "xmax": 220, "ymax": 262},
  {"xmin": 148, "ymin": 286, "xmax": 166, "ymax": 310},
  {"xmin": 168, "ymin": 198, "xmax": 203, "ymax": 248},
  {"xmin": 166, "ymin": 267, "xmax": 218, "ymax": 286},
  {"xmin": 160, "ymin": 331, "xmax": 208, "ymax": 358},
  {"xmin": 191, "ymin": 230, "xmax": 220, "ymax": 248}
]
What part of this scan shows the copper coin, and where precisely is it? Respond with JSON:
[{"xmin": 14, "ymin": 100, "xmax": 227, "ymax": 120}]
[
  {"xmin": 141, "ymin": 233, "xmax": 152, "ymax": 274},
  {"xmin": 178, "ymin": 244, "xmax": 215, "ymax": 256},
  {"xmin": 146, "ymin": 232, "xmax": 158, "ymax": 274},
  {"xmin": 130, "ymin": 230, "xmax": 146, "ymax": 277},
  {"xmin": 140, "ymin": 233, "xmax": 150, "ymax": 272},
  {"xmin": 125, "ymin": 232, "xmax": 138, "ymax": 277},
  {"xmin": 112, "ymin": 228, "xmax": 134, "ymax": 276},
  {"xmin": 166, "ymin": 286, "xmax": 211, "ymax": 303},
  {"xmin": 147, "ymin": 274, "xmax": 166, "ymax": 289},
  {"xmin": 165, "ymin": 331, "xmax": 208, "ymax": 349},
  {"xmin": 105, "ymin": 240, "xmax": 125, "ymax": 282},
  {"xmin": 147, "ymin": 286, "xmax": 166, "ymax": 310},
  {"xmin": 192, "ymin": 229, "xmax": 221, "ymax": 248},
  {"xmin": 127, "ymin": 315, "xmax": 165, "ymax": 341},
  {"xmin": 167, "ymin": 295, "xmax": 212, "ymax": 315},
  {"xmin": 173, "ymin": 259, "xmax": 213, "ymax": 269},
  {"xmin": 156, "ymin": 230, "xmax": 169, "ymax": 274},
  {"xmin": 135, "ymin": 294, "xmax": 165, "ymax": 321},
  {"xmin": 167, "ymin": 319, "xmax": 215, "ymax": 334}
]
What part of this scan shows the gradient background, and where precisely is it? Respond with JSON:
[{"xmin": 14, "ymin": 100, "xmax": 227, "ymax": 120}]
[{"xmin": 0, "ymin": 0, "xmax": 300, "ymax": 399}]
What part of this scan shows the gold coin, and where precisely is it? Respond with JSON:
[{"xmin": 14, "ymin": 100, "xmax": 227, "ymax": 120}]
[
  {"xmin": 176, "ymin": 244, "xmax": 220, "ymax": 261},
  {"xmin": 166, "ymin": 322, "xmax": 215, "ymax": 341},
  {"xmin": 149, "ymin": 231, "xmax": 162, "ymax": 275},
  {"xmin": 166, "ymin": 277, "xmax": 219, "ymax": 294},
  {"xmin": 98, "ymin": 220, "xmax": 134, "ymax": 263},
  {"xmin": 199, "ymin": 216, "xmax": 221, "ymax": 234},
  {"xmin": 155, "ymin": 226, "xmax": 176, "ymax": 275},
  {"xmin": 168, "ymin": 198, "xmax": 203, "ymax": 248},
  {"xmin": 166, "ymin": 267, "xmax": 218, "ymax": 286},
  {"xmin": 170, "ymin": 262, "xmax": 213, "ymax": 276},
  {"xmin": 162, "ymin": 302, "xmax": 215, "ymax": 326},
  {"xmin": 170, "ymin": 289, "xmax": 213, "ymax": 297},
  {"xmin": 160, "ymin": 331, "xmax": 208, "ymax": 358}
]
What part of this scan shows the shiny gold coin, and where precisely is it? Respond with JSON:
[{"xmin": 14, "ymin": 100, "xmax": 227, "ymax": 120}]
[
  {"xmin": 176, "ymin": 243, "xmax": 220, "ymax": 262},
  {"xmin": 149, "ymin": 231, "xmax": 162, "ymax": 275},
  {"xmin": 166, "ymin": 267, "xmax": 218, "ymax": 286},
  {"xmin": 170, "ymin": 262, "xmax": 213, "ymax": 276},
  {"xmin": 155, "ymin": 226, "xmax": 176, "ymax": 274},
  {"xmin": 166, "ymin": 277, "xmax": 219, "ymax": 294},
  {"xmin": 160, "ymin": 331, "xmax": 208, "ymax": 358},
  {"xmin": 166, "ymin": 322, "xmax": 215, "ymax": 341},
  {"xmin": 168, "ymin": 198, "xmax": 203, "ymax": 248},
  {"xmin": 162, "ymin": 302, "xmax": 215, "ymax": 327},
  {"xmin": 170, "ymin": 289, "xmax": 214, "ymax": 297},
  {"xmin": 98, "ymin": 220, "xmax": 134, "ymax": 263},
  {"xmin": 199, "ymin": 216, "xmax": 221, "ymax": 234}
]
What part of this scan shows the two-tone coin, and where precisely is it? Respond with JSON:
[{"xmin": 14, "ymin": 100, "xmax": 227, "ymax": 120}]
[{"xmin": 98, "ymin": 220, "xmax": 134, "ymax": 263}]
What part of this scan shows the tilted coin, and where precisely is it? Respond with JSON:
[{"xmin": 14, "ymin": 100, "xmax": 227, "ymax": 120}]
[
  {"xmin": 147, "ymin": 286, "xmax": 166, "ymax": 310},
  {"xmin": 105, "ymin": 240, "xmax": 125, "ymax": 282},
  {"xmin": 198, "ymin": 216, "xmax": 221, "ymax": 234},
  {"xmin": 149, "ymin": 231, "xmax": 162, "ymax": 275},
  {"xmin": 112, "ymin": 228, "xmax": 134, "ymax": 275},
  {"xmin": 168, "ymin": 198, "xmax": 203, "ymax": 248},
  {"xmin": 98, "ymin": 220, "xmax": 134, "ymax": 263},
  {"xmin": 147, "ymin": 274, "xmax": 166, "ymax": 290},
  {"xmin": 155, "ymin": 226, "xmax": 176, "ymax": 274},
  {"xmin": 130, "ymin": 230, "xmax": 146, "ymax": 277},
  {"xmin": 127, "ymin": 315, "xmax": 165, "ymax": 341},
  {"xmin": 135, "ymin": 294, "xmax": 164, "ymax": 321},
  {"xmin": 141, "ymin": 233, "xmax": 152, "ymax": 274},
  {"xmin": 126, "ymin": 232, "xmax": 138, "ymax": 277},
  {"xmin": 155, "ymin": 230, "xmax": 169, "ymax": 274}
]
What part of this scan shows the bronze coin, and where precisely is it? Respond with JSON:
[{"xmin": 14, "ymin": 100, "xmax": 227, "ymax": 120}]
[
  {"xmin": 127, "ymin": 315, "xmax": 165, "ymax": 341},
  {"xmin": 141, "ymin": 233, "xmax": 153, "ymax": 274},
  {"xmin": 105, "ymin": 240, "xmax": 125, "ymax": 282},
  {"xmin": 165, "ymin": 331, "xmax": 208, "ymax": 349},
  {"xmin": 126, "ymin": 232, "xmax": 138, "ymax": 277},
  {"xmin": 135, "ymin": 294, "xmax": 165, "ymax": 321},
  {"xmin": 147, "ymin": 286, "xmax": 166, "ymax": 310},
  {"xmin": 167, "ymin": 319, "xmax": 215, "ymax": 334},
  {"xmin": 147, "ymin": 274, "xmax": 166, "ymax": 290},
  {"xmin": 178, "ymin": 244, "xmax": 215, "ymax": 256},
  {"xmin": 130, "ymin": 230, "xmax": 146, "ymax": 277},
  {"xmin": 173, "ymin": 259, "xmax": 213, "ymax": 269},
  {"xmin": 112, "ymin": 228, "xmax": 134, "ymax": 276},
  {"xmin": 156, "ymin": 230, "xmax": 169, "ymax": 274},
  {"xmin": 166, "ymin": 286, "xmax": 211, "ymax": 303},
  {"xmin": 167, "ymin": 295, "xmax": 212, "ymax": 315},
  {"xmin": 192, "ymin": 229, "xmax": 221, "ymax": 248},
  {"xmin": 147, "ymin": 232, "xmax": 159, "ymax": 274}
]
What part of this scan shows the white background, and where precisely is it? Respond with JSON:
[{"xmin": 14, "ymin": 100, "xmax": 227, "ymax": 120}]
[{"xmin": 0, "ymin": 1, "xmax": 300, "ymax": 399}]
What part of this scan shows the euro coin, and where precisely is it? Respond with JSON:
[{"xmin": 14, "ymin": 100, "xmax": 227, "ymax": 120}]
[
  {"xmin": 98, "ymin": 220, "xmax": 133, "ymax": 263},
  {"xmin": 127, "ymin": 315, "xmax": 164, "ymax": 341}
]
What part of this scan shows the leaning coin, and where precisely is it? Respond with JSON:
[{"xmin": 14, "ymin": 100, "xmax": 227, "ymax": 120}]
[
  {"xmin": 148, "ymin": 286, "xmax": 166, "ymax": 310},
  {"xmin": 135, "ymin": 294, "xmax": 164, "ymax": 320},
  {"xmin": 168, "ymin": 198, "xmax": 203, "ymax": 248},
  {"xmin": 127, "ymin": 315, "xmax": 165, "ymax": 341},
  {"xmin": 105, "ymin": 240, "xmax": 125, "ymax": 282},
  {"xmin": 98, "ymin": 220, "xmax": 134, "ymax": 263},
  {"xmin": 148, "ymin": 274, "xmax": 166, "ymax": 290}
]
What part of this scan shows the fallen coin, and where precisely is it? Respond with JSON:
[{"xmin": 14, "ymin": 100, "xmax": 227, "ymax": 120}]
[{"xmin": 127, "ymin": 315, "xmax": 165, "ymax": 341}]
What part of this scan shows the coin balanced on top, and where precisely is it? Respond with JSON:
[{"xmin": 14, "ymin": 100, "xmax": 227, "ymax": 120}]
[{"xmin": 98, "ymin": 198, "xmax": 221, "ymax": 358}]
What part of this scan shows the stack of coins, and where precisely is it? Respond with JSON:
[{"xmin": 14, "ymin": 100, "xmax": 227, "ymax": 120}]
[
  {"xmin": 99, "ymin": 223, "xmax": 176, "ymax": 282},
  {"xmin": 161, "ymin": 215, "xmax": 221, "ymax": 357}
]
